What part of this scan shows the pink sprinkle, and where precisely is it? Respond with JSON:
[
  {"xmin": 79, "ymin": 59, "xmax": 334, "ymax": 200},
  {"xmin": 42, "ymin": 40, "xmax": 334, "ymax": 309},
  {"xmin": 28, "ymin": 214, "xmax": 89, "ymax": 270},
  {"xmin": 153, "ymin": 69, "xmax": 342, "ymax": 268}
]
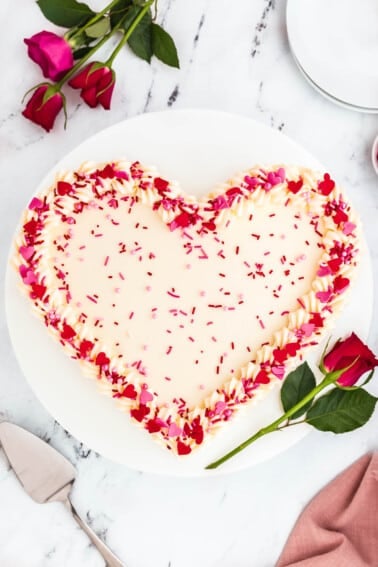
[
  {"xmin": 317, "ymin": 265, "xmax": 331, "ymax": 277},
  {"xmin": 146, "ymin": 285, "xmax": 152, "ymax": 292},
  {"xmin": 129, "ymin": 311, "xmax": 134, "ymax": 320},
  {"xmin": 140, "ymin": 389, "xmax": 153, "ymax": 404},
  {"xmin": 271, "ymin": 365, "xmax": 285, "ymax": 379},
  {"xmin": 316, "ymin": 290, "xmax": 332, "ymax": 303},
  {"xmin": 211, "ymin": 336, "xmax": 217, "ymax": 342},
  {"xmin": 86, "ymin": 295, "xmax": 97, "ymax": 303},
  {"xmin": 258, "ymin": 319, "xmax": 265, "ymax": 329},
  {"xmin": 168, "ymin": 423, "xmax": 182, "ymax": 437},
  {"xmin": 104, "ymin": 255, "xmax": 109, "ymax": 266},
  {"xmin": 114, "ymin": 287, "xmax": 120, "ymax": 294},
  {"xmin": 23, "ymin": 269, "xmax": 37, "ymax": 285},
  {"xmin": 199, "ymin": 291, "xmax": 206, "ymax": 297},
  {"xmin": 343, "ymin": 222, "xmax": 356, "ymax": 236},
  {"xmin": 214, "ymin": 401, "xmax": 227, "ymax": 415},
  {"xmin": 119, "ymin": 272, "xmax": 125, "ymax": 280},
  {"xmin": 29, "ymin": 197, "xmax": 43, "ymax": 210},
  {"xmin": 166, "ymin": 346, "xmax": 173, "ymax": 355},
  {"xmin": 19, "ymin": 246, "xmax": 34, "ymax": 261},
  {"xmin": 301, "ymin": 323, "xmax": 315, "ymax": 337},
  {"xmin": 296, "ymin": 254, "xmax": 307, "ymax": 263}
]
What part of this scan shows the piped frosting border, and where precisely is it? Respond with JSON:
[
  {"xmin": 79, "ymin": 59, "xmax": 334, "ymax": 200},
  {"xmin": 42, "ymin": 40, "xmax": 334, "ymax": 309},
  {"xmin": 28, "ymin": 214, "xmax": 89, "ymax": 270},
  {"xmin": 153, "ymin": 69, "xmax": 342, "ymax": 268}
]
[{"xmin": 14, "ymin": 161, "xmax": 360, "ymax": 455}]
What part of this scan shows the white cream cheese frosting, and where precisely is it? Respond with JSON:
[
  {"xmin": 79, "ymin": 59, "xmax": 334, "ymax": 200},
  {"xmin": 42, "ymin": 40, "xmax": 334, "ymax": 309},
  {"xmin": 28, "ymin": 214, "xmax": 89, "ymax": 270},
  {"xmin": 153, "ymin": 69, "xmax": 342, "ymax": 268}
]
[{"xmin": 14, "ymin": 162, "xmax": 360, "ymax": 455}]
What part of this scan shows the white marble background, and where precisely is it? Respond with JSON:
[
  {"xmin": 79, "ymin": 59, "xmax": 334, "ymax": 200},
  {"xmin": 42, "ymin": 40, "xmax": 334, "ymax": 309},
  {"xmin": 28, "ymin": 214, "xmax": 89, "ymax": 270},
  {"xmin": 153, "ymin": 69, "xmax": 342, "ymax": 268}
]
[{"xmin": 0, "ymin": 1, "xmax": 377, "ymax": 566}]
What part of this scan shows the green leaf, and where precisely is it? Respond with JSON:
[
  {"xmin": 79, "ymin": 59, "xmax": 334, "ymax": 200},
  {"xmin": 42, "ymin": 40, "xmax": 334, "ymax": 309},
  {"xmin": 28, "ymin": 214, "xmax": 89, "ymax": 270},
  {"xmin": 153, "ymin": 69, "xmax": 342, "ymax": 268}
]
[
  {"xmin": 151, "ymin": 23, "xmax": 179, "ymax": 68},
  {"xmin": 280, "ymin": 362, "xmax": 316, "ymax": 419},
  {"xmin": 306, "ymin": 388, "xmax": 377, "ymax": 433},
  {"xmin": 127, "ymin": 8, "xmax": 153, "ymax": 63},
  {"xmin": 36, "ymin": 0, "xmax": 95, "ymax": 27},
  {"xmin": 109, "ymin": 0, "xmax": 133, "ymax": 27},
  {"xmin": 360, "ymin": 369, "xmax": 375, "ymax": 387},
  {"xmin": 72, "ymin": 45, "xmax": 93, "ymax": 60},
  {"xmin": 85, "ymin": 17, "xmax": 110, "ymax": 38}
]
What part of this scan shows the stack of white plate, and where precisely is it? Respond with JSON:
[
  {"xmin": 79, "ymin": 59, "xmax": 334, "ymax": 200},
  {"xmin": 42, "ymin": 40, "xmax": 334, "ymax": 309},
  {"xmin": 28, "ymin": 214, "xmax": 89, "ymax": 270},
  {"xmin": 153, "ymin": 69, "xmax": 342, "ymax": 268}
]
[{"xmin": 286, "ymin": 0, "xmax": 378, "ymax": 113}]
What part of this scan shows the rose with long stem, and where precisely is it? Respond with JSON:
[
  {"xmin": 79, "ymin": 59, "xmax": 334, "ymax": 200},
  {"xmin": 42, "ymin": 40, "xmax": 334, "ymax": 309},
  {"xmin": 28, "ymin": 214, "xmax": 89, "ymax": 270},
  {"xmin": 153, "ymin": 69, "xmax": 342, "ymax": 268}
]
[
  {"xmin": 23, "ymin": 1, "xmax": 154, "ymax": 130},
  {"xmin": 206, "ymin": 334, "xmax": 378, "ymax": 470}
]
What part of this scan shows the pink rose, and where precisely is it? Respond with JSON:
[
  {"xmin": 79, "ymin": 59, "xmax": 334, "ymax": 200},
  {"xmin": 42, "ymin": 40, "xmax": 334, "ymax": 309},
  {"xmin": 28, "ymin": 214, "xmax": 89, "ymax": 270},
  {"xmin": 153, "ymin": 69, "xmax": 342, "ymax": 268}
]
[
  {"xmin": 68, "ymin": 62, "xmax": 115, "ymax": 109},
  {"xmin": 22, "ymin": 85, "xmax": 64, "ymax": 132},
  {"xmin": 323, "ymin": 333, "xmax": 378, "ymax": 387},
  {"xmin": 24, "ymin": 31, "xmax": 74, "ymax": 81}
]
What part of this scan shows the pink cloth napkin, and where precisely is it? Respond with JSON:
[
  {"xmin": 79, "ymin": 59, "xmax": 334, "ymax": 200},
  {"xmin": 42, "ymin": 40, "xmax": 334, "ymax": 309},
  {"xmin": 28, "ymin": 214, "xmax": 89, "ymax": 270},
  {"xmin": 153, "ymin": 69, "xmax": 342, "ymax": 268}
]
[{"xmin": 277, "ymin": 453, "xmax": 378, "ymax": 567}]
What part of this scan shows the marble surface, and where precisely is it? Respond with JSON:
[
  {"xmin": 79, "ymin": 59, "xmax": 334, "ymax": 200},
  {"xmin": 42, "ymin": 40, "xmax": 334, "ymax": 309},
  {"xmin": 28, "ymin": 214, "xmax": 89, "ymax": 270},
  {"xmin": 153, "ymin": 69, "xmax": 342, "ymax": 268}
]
[{"xmin": 0, "ymin": 0, "xmax": 377, "ymax": 565}]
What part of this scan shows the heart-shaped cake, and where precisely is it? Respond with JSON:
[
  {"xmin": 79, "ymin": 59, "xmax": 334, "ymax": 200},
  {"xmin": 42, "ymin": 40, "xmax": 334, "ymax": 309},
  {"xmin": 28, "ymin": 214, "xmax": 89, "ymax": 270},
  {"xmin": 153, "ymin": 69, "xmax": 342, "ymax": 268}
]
[{"xmin": 15, "ymin": 161, "xmax": 360, "ymax": 455}]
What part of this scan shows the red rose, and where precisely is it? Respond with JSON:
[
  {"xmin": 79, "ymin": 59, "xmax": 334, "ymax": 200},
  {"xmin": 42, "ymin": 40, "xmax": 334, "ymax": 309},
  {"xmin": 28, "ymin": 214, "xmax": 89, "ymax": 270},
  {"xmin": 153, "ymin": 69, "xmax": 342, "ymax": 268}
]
[
  {"xmin": 323, "ymin": 333, "xmax": 378, "ymax": 387},
  {"xmin": 24, "ymin": 31, "xmax": 74, "ymax": 81},
  {"xmin": 68, "ymin": 62, "xmax": 115, "ymax": 109},
  {"xmin": 22, "ymin": 85, "xmax": 64, "ymax": 132}
]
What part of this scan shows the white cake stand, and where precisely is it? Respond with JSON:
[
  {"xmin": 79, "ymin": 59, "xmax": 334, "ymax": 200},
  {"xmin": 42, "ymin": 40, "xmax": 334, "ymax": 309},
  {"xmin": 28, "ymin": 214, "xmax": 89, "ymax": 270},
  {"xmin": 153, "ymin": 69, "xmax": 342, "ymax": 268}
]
[{"xmin": 5, "ymin": 110, "xmax": 374, "ymax": 476}]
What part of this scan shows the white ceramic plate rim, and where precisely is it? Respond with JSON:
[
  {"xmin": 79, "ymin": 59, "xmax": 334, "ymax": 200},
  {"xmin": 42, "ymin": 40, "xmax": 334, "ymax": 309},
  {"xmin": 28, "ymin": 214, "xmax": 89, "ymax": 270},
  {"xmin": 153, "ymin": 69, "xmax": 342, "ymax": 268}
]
[
  {"xmin": 5, "ymin": 109, "xmax": 374, "ymax": 476},
  {"xmin": 286, "ymin": 0, "xmax": 378, "ymax": 113}
]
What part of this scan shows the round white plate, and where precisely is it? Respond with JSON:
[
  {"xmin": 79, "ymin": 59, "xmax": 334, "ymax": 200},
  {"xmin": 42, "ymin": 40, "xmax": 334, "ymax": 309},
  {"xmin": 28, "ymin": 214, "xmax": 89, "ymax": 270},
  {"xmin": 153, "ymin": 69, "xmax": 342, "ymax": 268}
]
[
  {"xmin": 287, "ymin": 0, "xmax": 378, "ymax": 112},
  {"xmin": 5, "ymin": 110, "xmax": 374, "ymax": 476}
]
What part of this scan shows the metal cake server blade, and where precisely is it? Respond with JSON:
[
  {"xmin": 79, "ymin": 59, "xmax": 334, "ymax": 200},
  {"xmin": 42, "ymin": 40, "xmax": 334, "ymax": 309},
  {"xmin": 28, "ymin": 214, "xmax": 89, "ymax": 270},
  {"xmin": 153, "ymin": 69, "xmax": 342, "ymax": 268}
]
[{"xmin": 0, "ymin": 421, "xmax": 124, "ymax": 567}]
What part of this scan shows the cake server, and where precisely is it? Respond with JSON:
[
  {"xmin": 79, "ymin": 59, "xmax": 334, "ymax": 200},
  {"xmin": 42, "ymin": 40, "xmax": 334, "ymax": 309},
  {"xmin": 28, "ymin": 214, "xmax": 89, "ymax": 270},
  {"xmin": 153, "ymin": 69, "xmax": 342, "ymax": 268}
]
[{"xmin": 0, "ymin": 421, "xmax": 124, "ymax": 567}]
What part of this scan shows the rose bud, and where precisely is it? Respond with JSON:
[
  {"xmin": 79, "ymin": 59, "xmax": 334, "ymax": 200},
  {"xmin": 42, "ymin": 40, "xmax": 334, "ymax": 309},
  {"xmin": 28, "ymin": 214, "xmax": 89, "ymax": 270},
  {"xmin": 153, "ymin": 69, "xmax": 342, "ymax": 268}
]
[
  {"xmin": 68, "ymin": 62, "xmax": 115, "ymax": 109},
  {"xmin": 22, "ymin": 85, "xmax": 64, "ymax": 132},
  {"xmin": 24, "ymin": 31, "xmax": 74, "ymax": 81},
  {"xmin": 323, "ymin": 333, "xmax": 378, "ymax": 387}
]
